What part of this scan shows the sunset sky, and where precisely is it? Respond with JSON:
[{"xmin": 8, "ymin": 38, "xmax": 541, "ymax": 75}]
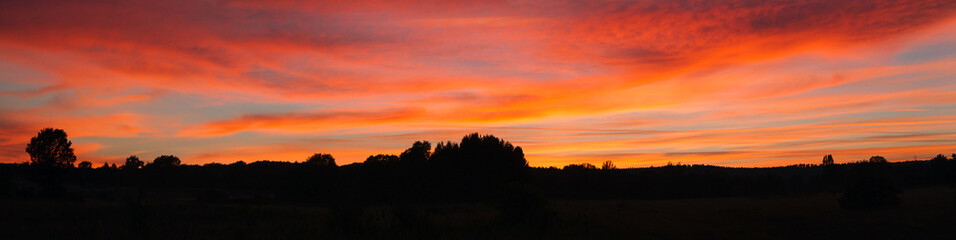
[{"xmin": 1, "ymin": 0, "xmax": 954, "ymax": 168}]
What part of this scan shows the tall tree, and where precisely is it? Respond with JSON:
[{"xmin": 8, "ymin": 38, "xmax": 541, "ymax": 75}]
[{"xmin": 25, "ymin": 128, "xmax": 77, "ymax": 168}]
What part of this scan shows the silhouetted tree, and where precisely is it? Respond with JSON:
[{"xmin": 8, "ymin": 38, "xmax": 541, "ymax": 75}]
[
  {"xmin": 99, "ymin": 162, "xmax": 110, "ymax": 169},
  {"xmin": 123, "ymin": 155, "xmax": 144, "ymax": 170},
  {"xmin": 430, "ymin": 133, "xmax": 527, "ymax": 175},
  {"xmin": 202, "ymin": 162, "xmax": 225, "ymax": 167},
  {"xmin": 399, "ymin": 141, "xmax": 431, "ymax": 166},
  {"xmin": 426, "ymin": 133, "xmax": 528, "ymax": 200},
  {"xmin": 931, "ymin": 154, "xmax": 948, "ymax": 163},
  {"xmin": 664, "ymin": 161, "xmax": 684, "ymax": 167},
  {"xmin": 76, "ymin": 161, "xmax": 93, "ymax": 169},
  {"xmin": 25, "ymin": 128, "xmax": 76, "ymax": 168},
  {"xmin": 822, "ymin": 154, "xmax": 834, "ymax": 166},
  {"xmin": 563, "ymin": 163, "xmax": 596, "ymax": 170},
  {"xmin": 430, "ymin": 141, "xmax": 460, "ymax": 165},
  {"xmin": 77, "ymin": 161, "xmax": 92, "ymax": 169},
  {"xmin": 364, "ymin": 154, "xmax": 399, "ymax": 167},
  {"xmin": 147, "ymin": 155, "xmax": 181, "ymax": 168},
  {"xmin": 305, "ymin": 153, "xmax": 336, "ymax": 167},
  {"xmin": 601, "ymin": 161, "xmax": 617, "ymax": 170},
  {"xmin": 868, "ymin": 155, "xmax": 888, "ymax": 164}
]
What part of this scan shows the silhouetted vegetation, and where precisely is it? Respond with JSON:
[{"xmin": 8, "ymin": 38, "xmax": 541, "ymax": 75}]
[
  {"xmin": 822, "ymin": 154, "xmax": 834, "ymax": 166},
  {"xmin": 601, "ymin": 160, "xmax": 617, "ymax": 170},
  {"xmin": 305, "ymin": 153, "xmax": 337, "ymax": 167},
  {"xmin": 6, "ymin": 131, "xmax": 954, "ymax": 205},
  {"xmin": 145, "ymin": 155, "xmax": 181, "ymax": 168},
  {"xmin": 563, "ymin": 163, "xmax": 596, "ymax": 170},
  {"xmin": 363, "ymin": 154, "xmax": 399, "ymax": 167},
  {"xmin": 868, "ymin": 155, "xmax": 888, "ymax": 164},
  {"xmin": 25, "ymin": 128, "xmax": 76, "ymax": 168},
  {"xmin": 399, "ymin": 141, "xmax": 430, "ymax": 167},
  {"xmin": 4, "ymin": 129, "xmax": 956, "ymax": 238},
  {"xmin": 123, "ymin": 155, "xmax": 144, "ymax": 170}
]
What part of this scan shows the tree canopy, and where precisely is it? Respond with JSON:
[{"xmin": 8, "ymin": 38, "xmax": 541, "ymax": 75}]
[
  {"xmin": 77, "ymin": 161, "xmax": 92, "ymax": 169},
  {"xmin": 399, "ymin": 141, "xmax": 431, "ymax": 166},
  {"xmin": 123, "ymin": 155, "xmax": 144, "ymax": 169},
  {"xmin": 868, "ymin": 156, "xmax": 888, "ymax": 164},
  {"xmin": 430, "ymin": 133, "xmax": 527, "ymax": 180},
  {"xmin": 25, "ymin": 128, "xmax": 77, "ymax": 168},
  {"xmin": 364, "ymin": 154, "xmax": 399, "ymax": 167},
  {"xmin": 822, "ymin": 154, "xmax": 834, "ymax": 165},
  {"xmin": 305, "ymin": 153, "xmax": 337, "ymax": 167},
  {"xmin": 147, "ymin": 155, "xmax": 181, "ymax": 168},
  {"xmin": 563, "ymin": 163, "xmax": 597, "ymax": 170}
]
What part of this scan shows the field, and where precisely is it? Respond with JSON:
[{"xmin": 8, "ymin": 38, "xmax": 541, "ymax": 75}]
[{"xmin": 3, "ymin": 187, "xmax": 955, "ymax": 239}]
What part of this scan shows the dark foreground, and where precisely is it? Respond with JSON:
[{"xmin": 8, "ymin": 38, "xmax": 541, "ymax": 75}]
[
  {"xmin": 9, "ymin": 132, "xmax": 955, "ymax": 238},
  {"xmin": 2, "ymin": 187, "xmax": 955, "ymax": 239}
]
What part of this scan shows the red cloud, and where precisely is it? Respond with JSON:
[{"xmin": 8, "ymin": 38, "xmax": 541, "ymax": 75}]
[{"xmin": 0, "ymin": 0, "xmax": 954, "ymax": 166}]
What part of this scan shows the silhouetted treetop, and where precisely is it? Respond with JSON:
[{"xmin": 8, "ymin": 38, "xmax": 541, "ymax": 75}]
[
  {"xmin": 931, "ymin": 154, "xmax": 947, "ymax": 162},
  {"xmin": 429, "ymin": 133, "xmax": 527, "ymax": 179},
  {"xmin": 868, "ymin": 156, "xmax": 888, "ymax": 164},
  {"xmin": 563, "ymin": 163, "xmax": 596, "ymax": 170},
  {"xmin": 601, "ymin": 161, "xmax": 617, "ymax": 170},
  {"xmin": 78, "ymin": 161, "xmax": 92, "ymax": 169},
  {"xmin": 399, "ymin": 141, "xmax": 431, "ymax": 166},
  {"xmin": 123, "ymin": 155, "xmax": 144, "ymax": 170},
  {"xmin": 25, "ymin": 128, "xmax": 76, "ymax": 168},
  {"xmin": 430, "ymin": 141, "xmax": 460, "ymax": 164},
  {"xmin": 822, "ymin": 154, "xmax": 834, "ymax": 166},
  {"xmin": 147, "ymin": 155, "xmax": 181, "ymax": 168},
  {"xmin": 305, "ymin": 153, "xmax": 337, "ymax": 167},
  {"xmin": 365, "ymin": 154, "xmax": 399, "ymax": 167}
]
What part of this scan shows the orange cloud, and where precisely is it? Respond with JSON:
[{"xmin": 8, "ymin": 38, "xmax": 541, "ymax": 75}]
[
  {"xmin": 0, "ymin": 0, "xmax": 954, "ymax": 166},
  {"xmin": 181, "ymin": 108, "xmax": 427, "ymax": 136}
]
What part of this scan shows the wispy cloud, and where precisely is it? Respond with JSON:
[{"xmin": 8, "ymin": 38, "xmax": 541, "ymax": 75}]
[{"xmin": 0, "ymin": 0, "xmax": 954, "ymax": 166}]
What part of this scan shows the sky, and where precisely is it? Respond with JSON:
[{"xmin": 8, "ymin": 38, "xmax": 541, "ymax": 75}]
[{"xmin": 0, "ymin": 0, "xmax": 954, "ymax": 168}]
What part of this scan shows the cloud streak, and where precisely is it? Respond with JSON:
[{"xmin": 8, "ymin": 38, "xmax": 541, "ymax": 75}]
[{"xmin": 0, "ymin": 0, "xmax": 954, "ymax": 166}]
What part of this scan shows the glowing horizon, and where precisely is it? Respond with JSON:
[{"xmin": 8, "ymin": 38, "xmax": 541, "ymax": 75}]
[{"xmin": 1, "ymin": 0, "xmax": 955, "ymax": 168}]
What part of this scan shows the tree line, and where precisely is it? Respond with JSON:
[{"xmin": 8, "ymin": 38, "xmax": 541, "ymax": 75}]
[{"xmin": 8, "ymin": 128, "xmax": 956, "ymax": 210}]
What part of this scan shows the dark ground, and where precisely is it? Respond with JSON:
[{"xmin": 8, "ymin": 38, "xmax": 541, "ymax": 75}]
[{"xmin": 2, "ymin": 187, "xmax": 954, "ymax": 239}]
